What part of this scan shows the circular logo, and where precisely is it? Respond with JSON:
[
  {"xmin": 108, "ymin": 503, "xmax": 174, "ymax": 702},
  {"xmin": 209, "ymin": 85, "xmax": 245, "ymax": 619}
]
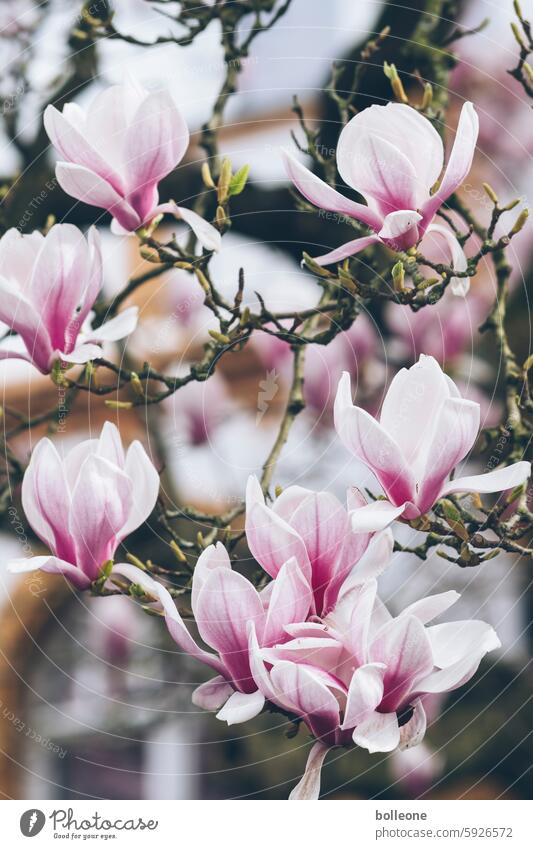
[{"xmin": 20, "ymin": 810, "xmax": 46, "ymax": 837}]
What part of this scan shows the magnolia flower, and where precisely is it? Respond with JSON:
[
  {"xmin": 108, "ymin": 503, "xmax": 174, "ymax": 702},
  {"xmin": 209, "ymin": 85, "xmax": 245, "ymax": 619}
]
[
  {"xmin": 8, "ymin": 422, "xmax": 160, "ymax": 589},
  {"xmin": 284, "ymin": 102, "xmax": 478, "ymax": 266},
  {"xmin": 334, "ymin": 355, "xmax": 531, "ymax": 519},
  {"xmin": 249, "ymin": 579, "xmax": 500, "ymax": 799},
  {"xmin": 112, "ymin": 541, "xmax": 313, "ymax": 725},
  {"xmin": 0, "ymin": 225, "xmax": 138, "ymax": 373},
  {"xmin": 44, "ymin": 80, "xmax": 221, "ymax": 250},
  {"xmin": 245, "ymin": 476, "xmax": 404, "ymax": 616}
]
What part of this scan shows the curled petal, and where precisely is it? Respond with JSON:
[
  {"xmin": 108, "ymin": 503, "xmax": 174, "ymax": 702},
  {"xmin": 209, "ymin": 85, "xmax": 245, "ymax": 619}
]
[
  {"xmin": 55, "ymin": 163, "xmax": 141, "ymax": 231},
  {"xmin": 439, "ymin": 461, "xmax": 531, "ymax": 499},
  {"xmin": 289, "ymin": 741, "xmax": 330, "ymax": 800},
  {"xmin": 158, "ymin": 201, "xmax": 221, "ymax": 251},
  {"xmin": 341, "ymin": 663, "xmax": 385, "ymax": 730},
  {"xmin": 399, "ymin": 699, "xmax": 427, "ymax": 749},
  {"xmin": 352, "ymin": 710, "xmax": 400, "ymax": 753},
  {"xmin": 421, "ymin": 102, "xmax": 479, "ymax": 227},
  {"xmin": 192, "ymin": 676, "xmax": 234, "ymax": 711},
  {"xmin": 216, "ymin": 689, "xmax": 265, "ymax": 725},
  {"xmin": 334, "ymin": 371, "xmax": 415, "ymax": 507},
  {"xmin": 282, "ymin": 150, "xmax": 382, "ymax": 230},
  {"xmin": 8, "ymin": 555, "xmax": 91, "ymax": 590},
  {"xmin": 85, "ymin": 306, "xmax": 138, "ymax": 343},
  {"xmin": 313, "ymin": 235, "xmax": 380, "ymax": 267}
]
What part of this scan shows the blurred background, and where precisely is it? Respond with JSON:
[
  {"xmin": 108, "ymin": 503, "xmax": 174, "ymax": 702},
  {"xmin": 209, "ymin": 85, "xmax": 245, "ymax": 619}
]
[{"xmin": 0, "ymin": 0, "xmax": 532, "ymax": 800}]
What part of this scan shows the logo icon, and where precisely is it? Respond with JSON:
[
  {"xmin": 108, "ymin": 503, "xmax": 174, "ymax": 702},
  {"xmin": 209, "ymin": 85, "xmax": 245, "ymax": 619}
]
[{"xmin": 20, "ymin": 809, "xmax": 46, "ymax": 837}]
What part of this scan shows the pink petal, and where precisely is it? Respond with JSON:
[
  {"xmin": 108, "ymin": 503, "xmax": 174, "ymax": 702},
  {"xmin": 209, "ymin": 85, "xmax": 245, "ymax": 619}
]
[
  {"xmin": 334, "ymin": 371, "xmax": 415, "ymax": 506},
  {"xmin": 416, "ymin": 396, "xmax": 480, "ymax": 513},
  {"xmin": 96, "ymin": 421, "xmax": 125, "ymax": 466},
  {"xmin": 192, "ymin": 676, "xmax": 234, "ymax": 711},
  {"xmin": 245, "ymin": 476, "xmax": 312, "ymax": 581},
  {"xmin": 69, "ymin": 455, "xmax": 132, "ymax": 580},
  {"xmin": 0, "ymin": 277, "xmax": 52, "ymax": 371},
  {"xmin": 313, "ymin": 234, "xmax": 380, "ymax": 266},
  {"xmin": 44, "ymin": 104, "xmax": 121, "ymax": 188},
  {"xmin": 439, "ymin": 461, "xmax": 531, "ymax": 499},
  {"xmin": 337, "ymin": 528, "xmax": 394, "ymax": 594},
  {"xmin": 379, "ymin": 355, "xmax": 453, "ymax": 469},
  {"xmin": 195, "ymin": 568, "xmax": 264, "ymax": 691},
  {"xmin": 341, "ymin": 663, "xmax": 385, "ymax": 730},
  {"xmin": 424, "ymin": 223, "xmax": 469, "ymax": 296},
  {"xmin": 8, "ymin": 555, "xmax": 90, "ymax": 590},
  {"xmin": 216, "ymin": 689, "xmax": 265, "ymax": 725},
  {"xmin": 119, "ymin": 440, "xmax": 160, "ymax": 539},
  {"xmin": 191, "ymin": 542, "xmax": 232, "ymax": 614},
  {"xmin": 370, "ymin": 615, "xmax": 434, "ymax": 712},
  {"xmin": 400, "ymin": 591, "xmax": 460, "ymax": 625},
  {"xmin": 282, "ymin": 150, "xmax": 382, "ymax": 230},
  {"xmin": 269, "ymin": 660, "xmax": 341, "ymax": 740},
  {"xmin": 281, "ymin": 491, "xmax": 350, "ymax": 614},
  {"xmin": 159, "ymin": 201, "xmax": 221, "ymax": 251},
  {"xmin": 426, "ymin": 620, "xmax": 501, "ymax": 668},
  {"xmin": 262, "ymin": 557, "xmax": 312, "ymax": 645},
  {"xmin": 349, "ymin": 500, "xmax": 405, "ymax": 533},
  {"xmin": 59, "ymin": 343, "xmax": 103, "ymax": 364},
  {"xmin": 124, "ymin": 90, "xmax": 189, "ymax": 194},
  {"xmin": 55, "ymin": 163, "xmax": 141, "ymax": 231},
  {"xmin": 420, "ymin": 102, "xmax": 479, "ymax": 228},
  {"xmin": 85, "ymin": 306, "xmax": 138, "ymax": 343},
  {"xmin": 339, "ymin": 130, "xmax": 419, "ymax": 212},
  {"xmin": 289, "ymin": 741, "xmax": 330, "ymax": 800},
  {"xmin": 378, "ymin": 210, "xmax": 421, "ymax": 250},
  {"xmin": 399, "ymin": 699, "xmax": 427, "ymax": 749},
  {"xmin": 21, "ymin": 438, "xmax": 75, "ymax": 562},
  {"xmin": 352, "ymin": 710, "xmax": 400, "ymax": 753},
  {"xmin": 337, "ymin": 103, "xmax": 443, "ymax": 209}
]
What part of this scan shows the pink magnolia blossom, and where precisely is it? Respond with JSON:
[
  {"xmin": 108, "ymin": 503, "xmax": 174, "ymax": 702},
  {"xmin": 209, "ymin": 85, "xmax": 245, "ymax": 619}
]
[
  {"xmin": 0, "ymin": 225, "xmax": 138, "ymax": 373},
  {"xmin": 44, "ymin": 80, "xmax": 221, "ymax": 249},
  {"xmin": 8, "ymin": 422, "xmax": 160, "ymax": 589},
  {"xmin": 283, "ymin": 102, "xmax": 478, "ymax": 265},
  {"xmin": 112, "ymin": 541, "xmax": 313, "ymax": 725},
  {"xmin": 334, "ymin": 355, "xmax": 530, "ymax": 519},
  {"xmin": 245, "ymin": 476, "xmax": 403, "ymax": 616},
  {"xmin": 249, "ymin": 579, "xmax": 500, "ymax": 799}
]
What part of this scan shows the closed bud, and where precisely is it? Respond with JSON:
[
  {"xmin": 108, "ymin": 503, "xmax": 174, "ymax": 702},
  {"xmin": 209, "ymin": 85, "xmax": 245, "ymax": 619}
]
[
  {"xmin": 130, "ymin": 372, "xmax": 145, "ymax": 397},
  {"xmin": 392, "ymin": 260, "xmax": 405, "ymax": 292},
  {"xmin": 208, "ymin": 329, "xmax": 231, "ymax": 344},
  {"xmin": 217, "ymin": 158, "xmax": 232, "ymax": 203},
  {"xmin": 482, "ymin": 182, "xmax": 498, "ymax": 204},
  {"xmin": 201, "ymin": 162, "xmax": 216, "ymax": 189},
  {"xmin": 170, "ymin": 540, "xmax": 188, "ymax": 563},
  {"xmin": 383, "ymin": 62, "xmax": 408, "ymax": 104},
  {"xmin": 105, "ymin": 399, "xmax": 133, "ymax": 410},
  {"xmin": 508, "ymin": 208, "xmax": 529, "ymax": 237}
]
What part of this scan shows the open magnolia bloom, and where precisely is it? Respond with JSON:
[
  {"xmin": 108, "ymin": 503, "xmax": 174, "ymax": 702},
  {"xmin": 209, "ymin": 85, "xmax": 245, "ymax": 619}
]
[
  {"xmin": 112, "ymin": 542, "xmax": 313, "ymax": 725},
  {"xmin": 8, "ymin": 422, "xmax": 160, "ymax": 589},
  {"xmin": 44, "ymin": 79, "xmax": 221, "ymax": 250},
  {"xmin": 249, "ymin": 578, "xmax": 500, "ymax": 799},
  {"xmin": 283, "ymin": 101, "xmax": 478, "ymax": 267},
  {"xmin": 334, "ymin": 355, "xmax": 531, "ymax": 520},
  {"xmin": 112, "ymin": 525, "xmax": 396, "ymax": 726},
  {"xmin": 0, "ymin": 225, "xmax": 138, "ymax": 373},
  {"xmin": 245, "ymin": 475, "xmax": 404, "ymax": 616}
]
